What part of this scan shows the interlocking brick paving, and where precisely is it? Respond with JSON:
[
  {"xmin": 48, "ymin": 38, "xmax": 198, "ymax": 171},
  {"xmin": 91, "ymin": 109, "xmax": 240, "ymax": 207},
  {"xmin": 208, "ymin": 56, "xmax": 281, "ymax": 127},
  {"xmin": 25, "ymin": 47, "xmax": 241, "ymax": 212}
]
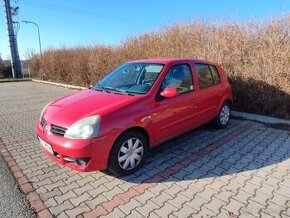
[{"xmin": 0, "ymin": 82, "xmax": 289, "ymax": 218}]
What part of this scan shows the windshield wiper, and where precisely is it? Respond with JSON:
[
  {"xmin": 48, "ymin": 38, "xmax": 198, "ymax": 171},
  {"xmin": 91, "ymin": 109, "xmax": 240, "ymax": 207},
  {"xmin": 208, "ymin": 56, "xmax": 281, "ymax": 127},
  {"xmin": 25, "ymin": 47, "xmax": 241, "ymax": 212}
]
[
  {"xmin": 103, "ymin": 86, "xmax": 134, "ymax": 96},
  {"xmin": 92, "ymin": 84, "xmax": 109, "ymax": 92},
  {"xmin": 93, "ymin": 87, "xmax": 104, "ymax": 91}
]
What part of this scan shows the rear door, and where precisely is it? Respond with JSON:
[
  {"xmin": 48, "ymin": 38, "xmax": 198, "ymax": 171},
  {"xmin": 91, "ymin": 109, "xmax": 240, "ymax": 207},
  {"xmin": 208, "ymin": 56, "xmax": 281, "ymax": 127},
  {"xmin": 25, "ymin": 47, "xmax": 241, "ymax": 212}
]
[{"xmin": 193, "ymin": 63, "xmax": 223, "ymax": 122}]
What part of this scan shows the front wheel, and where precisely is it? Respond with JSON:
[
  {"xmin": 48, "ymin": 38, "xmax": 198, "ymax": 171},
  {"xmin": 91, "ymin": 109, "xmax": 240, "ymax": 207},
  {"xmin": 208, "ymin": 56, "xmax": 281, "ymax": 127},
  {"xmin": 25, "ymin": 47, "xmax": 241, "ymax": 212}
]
[
  {"xmin": 108, "ymin": 131, "xmax": 148, "ymax": 176},
  {"xmin": 214, "ymin": 102, "xmax": 231, "ymax": 128}
]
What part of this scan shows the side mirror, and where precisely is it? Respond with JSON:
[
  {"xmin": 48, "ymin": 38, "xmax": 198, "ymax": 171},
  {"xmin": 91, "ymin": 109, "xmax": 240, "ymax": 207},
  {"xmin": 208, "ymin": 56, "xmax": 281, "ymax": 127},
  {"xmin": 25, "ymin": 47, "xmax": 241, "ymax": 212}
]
[{"xmin": 160, "ymin": 87, "xmax": 179, "ymax": 98}]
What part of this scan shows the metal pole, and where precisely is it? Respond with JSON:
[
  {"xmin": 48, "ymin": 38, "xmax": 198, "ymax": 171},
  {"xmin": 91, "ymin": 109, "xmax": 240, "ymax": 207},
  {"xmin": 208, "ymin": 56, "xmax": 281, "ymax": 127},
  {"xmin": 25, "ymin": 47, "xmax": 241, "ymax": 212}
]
[
  {"xmin": 36, "ymin": 24, "xmax": 42, "ymax": 61},
  {"xmin": 22, "ymin": 20, "xmax": 43, "ymax": 79},
  {"xmin": 3, "ymin": 0, "xmax": 22, "ymax": 78},
  {"xmin": 28, "ymin": 62, "xmax": 31, "ymax": 78}
]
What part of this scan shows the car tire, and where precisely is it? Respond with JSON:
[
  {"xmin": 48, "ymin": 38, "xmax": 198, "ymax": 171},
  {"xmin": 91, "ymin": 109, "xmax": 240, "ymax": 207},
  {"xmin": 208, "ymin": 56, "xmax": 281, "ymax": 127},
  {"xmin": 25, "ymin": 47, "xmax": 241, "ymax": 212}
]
[
  {"xmin": 214, "ymin": 102, "xmax": 231, "ymax": 128},
  {"xmin": 108, "ymin": 131, "xmax": 148, "ymax": 176}
]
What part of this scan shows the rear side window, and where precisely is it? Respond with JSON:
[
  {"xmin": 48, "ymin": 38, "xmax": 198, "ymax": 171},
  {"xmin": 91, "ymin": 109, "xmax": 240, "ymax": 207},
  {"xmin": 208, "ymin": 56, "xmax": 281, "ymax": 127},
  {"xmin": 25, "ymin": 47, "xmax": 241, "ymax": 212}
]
[{"xmin": 195, "ymin": 64, "xmax": 221, "ymax": 89}]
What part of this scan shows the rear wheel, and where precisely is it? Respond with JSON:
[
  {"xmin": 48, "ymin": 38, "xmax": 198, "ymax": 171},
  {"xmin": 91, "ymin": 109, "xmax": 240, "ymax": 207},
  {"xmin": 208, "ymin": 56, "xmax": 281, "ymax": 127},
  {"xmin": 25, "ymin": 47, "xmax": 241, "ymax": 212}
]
[
  {"xmin": 108, "ymin": 131, "xmax": 148, "ymax": 176},
  {"xmin": 214, "ymin": 102, "xmax": 231, "ymax": 128}
]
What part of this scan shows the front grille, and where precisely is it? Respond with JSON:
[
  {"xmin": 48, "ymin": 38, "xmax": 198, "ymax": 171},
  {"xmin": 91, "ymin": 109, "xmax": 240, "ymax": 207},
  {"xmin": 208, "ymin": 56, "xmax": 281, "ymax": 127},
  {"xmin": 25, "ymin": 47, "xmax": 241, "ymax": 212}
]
[
  {"xmin": 50, "ymin": 124, "xmax": 67, "ymax": 137},
  {"xmin": 40, "ymin": 116, "xmax": 46, "ymax": 127}
]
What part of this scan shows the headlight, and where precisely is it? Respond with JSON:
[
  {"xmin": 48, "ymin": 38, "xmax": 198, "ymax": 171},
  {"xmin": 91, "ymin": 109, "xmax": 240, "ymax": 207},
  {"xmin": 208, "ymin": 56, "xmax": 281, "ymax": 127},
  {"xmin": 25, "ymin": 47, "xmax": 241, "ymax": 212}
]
[{"xmin": 64, "ymin": 115, "xmax": 100, "ymax": 139}]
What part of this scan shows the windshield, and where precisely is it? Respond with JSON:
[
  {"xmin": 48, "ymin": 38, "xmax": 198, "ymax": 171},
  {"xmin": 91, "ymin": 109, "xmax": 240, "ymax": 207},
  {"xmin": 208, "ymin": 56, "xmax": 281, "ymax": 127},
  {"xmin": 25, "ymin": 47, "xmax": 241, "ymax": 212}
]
[{"xmin": 92, "ymin": 63, "xmax": 164, "ymax": 95}]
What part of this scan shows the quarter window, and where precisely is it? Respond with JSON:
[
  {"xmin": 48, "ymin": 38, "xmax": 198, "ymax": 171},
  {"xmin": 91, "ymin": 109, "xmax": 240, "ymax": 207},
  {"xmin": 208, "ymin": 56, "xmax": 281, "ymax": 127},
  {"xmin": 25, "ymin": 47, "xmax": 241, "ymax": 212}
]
[
  {"xmin": 195, "ymin": 64, "xmax": 221, "ymax": 89},
  {"xmin": 209, "ymin": 65, "xmax": 221, "ymax": 84}
]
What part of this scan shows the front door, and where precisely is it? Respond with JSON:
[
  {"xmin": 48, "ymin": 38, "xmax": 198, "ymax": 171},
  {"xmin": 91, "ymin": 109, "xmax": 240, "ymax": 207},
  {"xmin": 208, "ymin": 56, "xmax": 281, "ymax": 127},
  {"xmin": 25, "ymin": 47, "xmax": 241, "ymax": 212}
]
[{"xmin": 152, "ymin": 63, "xmax": 198, "ymax": 144}]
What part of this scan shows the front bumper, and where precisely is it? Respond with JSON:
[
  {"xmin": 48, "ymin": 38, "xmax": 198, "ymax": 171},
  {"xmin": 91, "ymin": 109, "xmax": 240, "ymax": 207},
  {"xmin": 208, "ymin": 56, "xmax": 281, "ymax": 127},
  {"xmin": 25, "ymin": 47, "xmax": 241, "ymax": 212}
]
[{"xmin": 35, "ymin": 121, "xmax": 114, "ymax": 172}]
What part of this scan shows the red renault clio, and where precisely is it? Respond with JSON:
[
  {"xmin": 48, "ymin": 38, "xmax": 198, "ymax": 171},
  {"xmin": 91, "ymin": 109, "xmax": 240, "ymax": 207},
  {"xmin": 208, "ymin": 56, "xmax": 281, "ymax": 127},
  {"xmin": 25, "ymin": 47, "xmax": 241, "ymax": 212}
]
[{"xmin": 36, "ymin": 58, "xmax": 233, "ymax": 175}]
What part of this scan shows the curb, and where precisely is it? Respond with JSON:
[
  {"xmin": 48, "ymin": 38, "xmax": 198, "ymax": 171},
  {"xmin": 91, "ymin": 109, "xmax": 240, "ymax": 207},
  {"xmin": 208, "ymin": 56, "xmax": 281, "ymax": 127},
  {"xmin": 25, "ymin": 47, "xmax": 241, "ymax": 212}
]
[
  {"xmin": 31, "ymin": 79, "xmax": 290, "ymax": 125},
  {"xmin": 0, "ymin": 79, "xmax": 32, "ymax": 83},
  {"xmin": 231, "ymin": 111, "xmax": 290, "ymax": 125},
  {"xmin": 32, "ymin": 79, "xmax": 86, "ymax": 90},
  {"xmin": 0, "ymin": 138, "xmax": 53, "ymax": 218}
]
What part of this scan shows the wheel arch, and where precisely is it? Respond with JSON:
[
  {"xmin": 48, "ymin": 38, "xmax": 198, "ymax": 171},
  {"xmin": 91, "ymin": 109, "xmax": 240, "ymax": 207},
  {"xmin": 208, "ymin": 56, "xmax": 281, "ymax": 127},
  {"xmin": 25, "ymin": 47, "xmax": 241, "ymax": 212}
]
[
  {"xmin": 107, "ymin": 126, "xmax": 150, "ymax": 175},
  {"xmin": 217, "ymin": 98, "xmax": 233, "ymax": 114},
  {"xmin": 113, "ymin": 126, "xmax": 150, "ymax": 150},
  {"xmin": 224, "ymin": 98, "xmax": 233, "ymax": 108}
]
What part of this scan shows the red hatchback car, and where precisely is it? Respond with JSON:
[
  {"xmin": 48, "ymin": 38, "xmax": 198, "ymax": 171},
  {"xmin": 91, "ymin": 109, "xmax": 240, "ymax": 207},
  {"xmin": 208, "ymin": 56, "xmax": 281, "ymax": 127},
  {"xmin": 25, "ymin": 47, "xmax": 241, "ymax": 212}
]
[{"xmin": 36, "ymin": 58, "xmax": 233, "ymax": 175}]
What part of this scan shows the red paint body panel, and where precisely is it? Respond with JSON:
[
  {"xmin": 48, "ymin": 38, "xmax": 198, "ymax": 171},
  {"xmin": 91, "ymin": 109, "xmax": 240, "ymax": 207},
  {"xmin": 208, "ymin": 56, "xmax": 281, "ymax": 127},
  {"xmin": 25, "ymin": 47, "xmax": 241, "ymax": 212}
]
[{"xmin": 35, "ymin": 58, "xmax": 233, "ymax": 172}]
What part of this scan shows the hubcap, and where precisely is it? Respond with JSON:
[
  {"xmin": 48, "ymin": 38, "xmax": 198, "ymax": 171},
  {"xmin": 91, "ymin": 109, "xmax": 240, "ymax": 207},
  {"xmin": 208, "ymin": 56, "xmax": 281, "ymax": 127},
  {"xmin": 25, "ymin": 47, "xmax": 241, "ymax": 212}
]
[
  {"xmin": 118, "ymin": 138, "xmax": 144, "ymax": 170},
  {"xmin": 220, "ymin": 105, "xmax": 230, "ymax": 125}
]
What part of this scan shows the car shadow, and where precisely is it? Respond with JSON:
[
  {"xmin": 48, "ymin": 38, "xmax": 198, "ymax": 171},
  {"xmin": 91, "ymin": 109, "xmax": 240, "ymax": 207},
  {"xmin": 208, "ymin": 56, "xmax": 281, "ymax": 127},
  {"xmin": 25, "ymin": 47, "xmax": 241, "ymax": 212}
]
[
  {"xmin": 116, "ymin": 118, "xmax": 290, "ymax": 184},
  {"xmin": 105, "ymin": 77, "xmax": 290, "ymax": 184}
]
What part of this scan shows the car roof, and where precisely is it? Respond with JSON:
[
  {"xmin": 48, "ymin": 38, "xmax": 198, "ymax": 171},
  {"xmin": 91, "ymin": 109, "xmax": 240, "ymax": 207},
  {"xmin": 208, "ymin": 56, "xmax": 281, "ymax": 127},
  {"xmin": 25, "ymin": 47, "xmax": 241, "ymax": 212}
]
[{"xmin": 128, "ymin": 58, "xmax": 217, "ymax": 65}]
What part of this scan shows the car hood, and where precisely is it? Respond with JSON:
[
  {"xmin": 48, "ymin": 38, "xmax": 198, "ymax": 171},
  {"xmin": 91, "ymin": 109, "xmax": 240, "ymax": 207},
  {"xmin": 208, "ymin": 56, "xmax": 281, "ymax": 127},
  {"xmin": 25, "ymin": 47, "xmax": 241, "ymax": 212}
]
[{"xmin": 43, "ymin": 89, "xmax": 141, "ymax": 127}]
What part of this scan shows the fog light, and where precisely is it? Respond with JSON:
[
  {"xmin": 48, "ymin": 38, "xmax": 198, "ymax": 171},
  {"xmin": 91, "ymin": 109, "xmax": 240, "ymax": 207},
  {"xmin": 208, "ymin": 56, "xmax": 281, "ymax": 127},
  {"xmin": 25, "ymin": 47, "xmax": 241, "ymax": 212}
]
[{"xmin": 63, "ymin": 156, "xmax": 90, "ymax": 167}]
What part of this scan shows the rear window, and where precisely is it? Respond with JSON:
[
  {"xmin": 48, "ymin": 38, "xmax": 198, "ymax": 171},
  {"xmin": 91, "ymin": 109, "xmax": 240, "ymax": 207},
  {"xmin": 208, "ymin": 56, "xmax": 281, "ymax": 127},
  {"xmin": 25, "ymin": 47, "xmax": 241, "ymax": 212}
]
[{"xmin": 195, "ymin": 64, "xmax": 221, "ymax": 89}]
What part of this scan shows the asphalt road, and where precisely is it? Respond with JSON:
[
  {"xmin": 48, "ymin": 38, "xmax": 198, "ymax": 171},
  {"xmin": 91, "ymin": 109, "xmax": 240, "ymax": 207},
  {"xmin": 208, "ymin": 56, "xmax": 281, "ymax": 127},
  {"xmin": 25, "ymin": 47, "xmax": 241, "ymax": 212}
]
[{"xmin": 0, "ymin": 155, "xmax": 35, "ymax": 218}]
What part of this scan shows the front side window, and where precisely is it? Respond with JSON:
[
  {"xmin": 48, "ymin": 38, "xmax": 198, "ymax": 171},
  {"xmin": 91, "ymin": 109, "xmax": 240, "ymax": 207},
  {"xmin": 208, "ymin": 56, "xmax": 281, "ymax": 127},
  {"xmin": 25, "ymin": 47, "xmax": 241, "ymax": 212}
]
[
  {"xmin": 93, "ymin": 63, "xmax": 164, "ymax": 95},
  {"xmin": 195, "ymin": 64, "xmax": 220, "ymax": 89},
  {"xmin": 160, "ymin": 64, "xmax": 194, "ymax": 94}
]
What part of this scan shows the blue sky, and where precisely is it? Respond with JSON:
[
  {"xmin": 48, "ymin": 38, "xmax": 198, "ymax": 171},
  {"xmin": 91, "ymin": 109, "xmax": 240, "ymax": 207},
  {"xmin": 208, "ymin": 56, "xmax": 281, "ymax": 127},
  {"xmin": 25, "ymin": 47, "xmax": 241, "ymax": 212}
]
[{"xmin": 1, "ymin": 0, "xmax": 289, "ymax": 59}]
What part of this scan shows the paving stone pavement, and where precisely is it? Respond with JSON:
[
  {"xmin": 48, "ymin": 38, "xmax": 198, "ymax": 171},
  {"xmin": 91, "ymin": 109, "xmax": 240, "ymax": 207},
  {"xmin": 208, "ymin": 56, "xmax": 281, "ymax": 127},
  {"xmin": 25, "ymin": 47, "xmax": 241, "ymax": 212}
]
[{"xmin": 0, "ymin": 81, "xmax": 290, "ymax": 218}]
